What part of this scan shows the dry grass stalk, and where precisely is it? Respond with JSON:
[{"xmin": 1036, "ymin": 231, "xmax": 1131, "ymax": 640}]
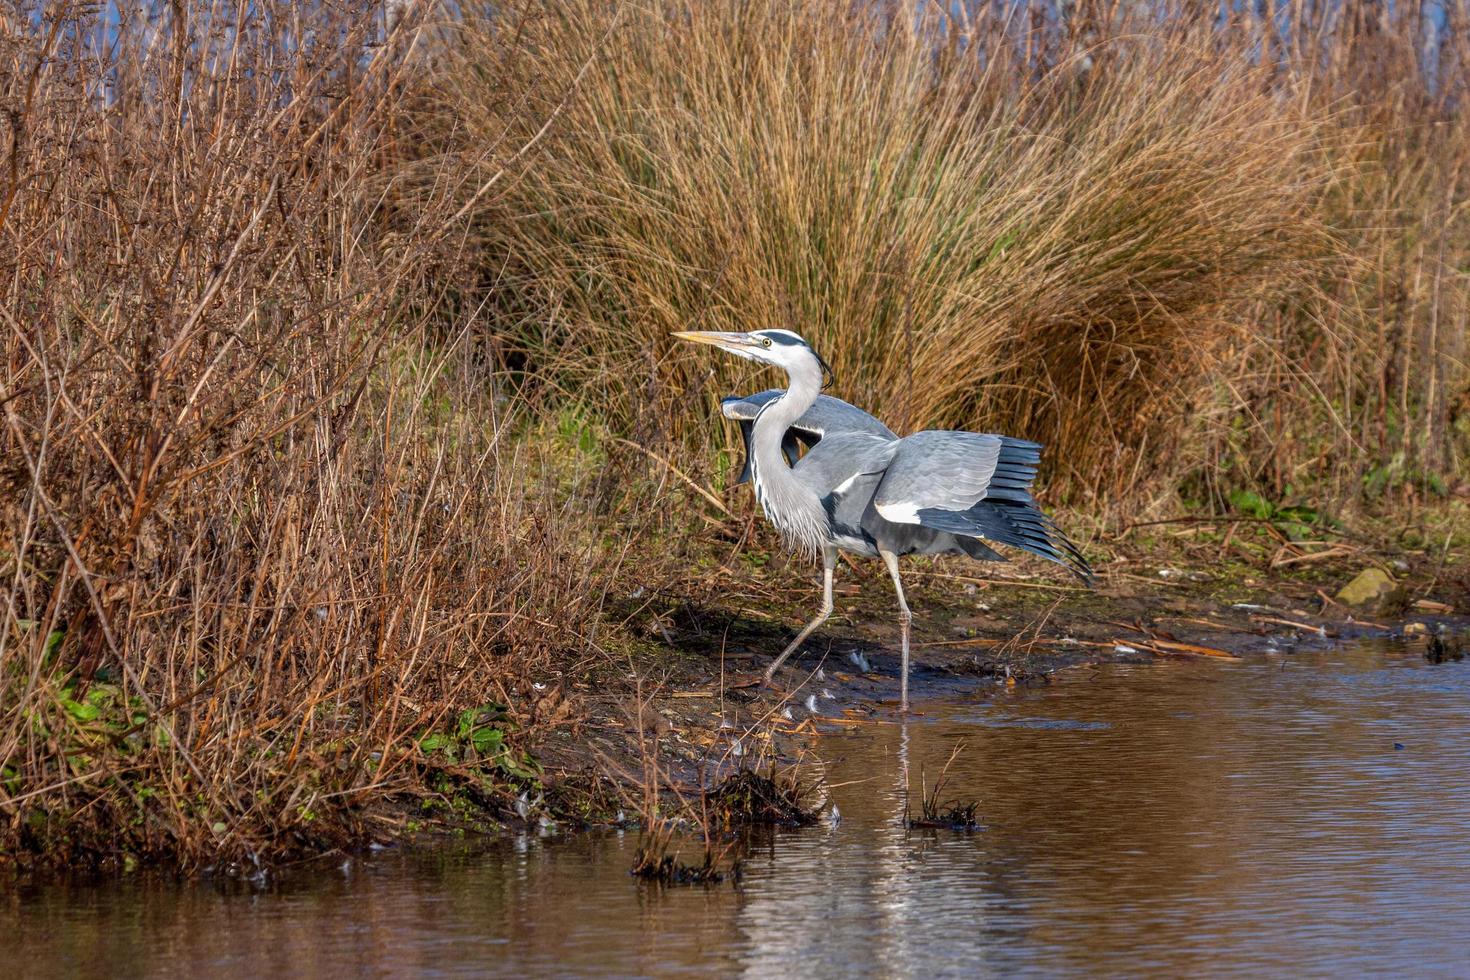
[{"xmin": 907, "ymin": 741, "xmax": 980, "ymax": 831}]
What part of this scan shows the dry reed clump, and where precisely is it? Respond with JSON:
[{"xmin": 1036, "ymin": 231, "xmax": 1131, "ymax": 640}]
[
  {"xmin": 626, "ymin": 762, "xmax": 813, "ymax": 883},
  {"xmin": 429, "ymin": 0, "xmax": 1345, "ymax": 507},
  {"xmin": 0, "ymin": 1, "xmax": 618, "ymax": 872},
  {"xmin": 906, "ymin": 744, "xmax": 979, "ymax": 831},
  {"xmin": 705, "ymin": 765, "xmax": 815, "ymax": 829},
  {"xmin": 616, "ymin": 687, "xmax": 745, "ymax": 885},
  {"xmin": 1193, "ymin": 4, "xmax": 1470, "ymax": 512}
]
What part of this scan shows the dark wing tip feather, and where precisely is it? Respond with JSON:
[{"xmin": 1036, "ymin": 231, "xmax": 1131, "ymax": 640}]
[
  {"xmin": 733, "ymin": 419, "xmax": 755, "ymax": 485},
  {"xmin": 998, "ymin": 436, "xmax": 1044, "ymax": 456}
]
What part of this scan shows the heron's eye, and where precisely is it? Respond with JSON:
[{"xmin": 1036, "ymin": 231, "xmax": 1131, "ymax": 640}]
[{"xmin": 761, "ymin": 337, "xmax": 772, "ymax": 348}]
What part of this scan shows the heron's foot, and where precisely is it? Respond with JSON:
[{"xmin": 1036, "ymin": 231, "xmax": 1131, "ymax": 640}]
[{"xmin": 762, "ymin": 647, "xmax": 801, "ymax": 684}]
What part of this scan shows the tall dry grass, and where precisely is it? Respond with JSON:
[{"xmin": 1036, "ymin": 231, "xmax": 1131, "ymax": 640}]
[
  {"xmin": 0, "ymin": 1, "xmax": 631, "ymax": 870},
  {"xmin": 1196, "ymin": 0, "xmax": 1470, "ymax": 511},
  {"xmin": 432, "ymin": 0, "xmax": 1466, "ymax": 513}
]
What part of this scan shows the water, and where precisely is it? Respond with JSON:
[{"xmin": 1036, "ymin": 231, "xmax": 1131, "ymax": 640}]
[{"xmin": 11, "ymin": 639, "xmax": 1470, "ymax": 978}]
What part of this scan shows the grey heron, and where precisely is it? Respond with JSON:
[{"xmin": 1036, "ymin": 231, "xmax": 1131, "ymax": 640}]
[{"xmin": 675, "ymin": 328, "xmax": 1093, "ymax": 710}]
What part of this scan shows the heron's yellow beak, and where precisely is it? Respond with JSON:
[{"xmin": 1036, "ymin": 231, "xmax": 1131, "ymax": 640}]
[{"xmin": 671, "ymin": 330, "xmax": 755, "ymax": 349}]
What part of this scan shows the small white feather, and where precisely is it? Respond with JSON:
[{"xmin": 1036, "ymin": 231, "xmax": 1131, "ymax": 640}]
[{"xmin": 875, "ymin": 501, "xmax": 921, "ymax": 524}]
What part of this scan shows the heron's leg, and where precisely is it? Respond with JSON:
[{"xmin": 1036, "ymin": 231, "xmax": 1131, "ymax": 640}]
[
  {"xmin": 764, "ymin": 547, "xmax": 837, "ymax": 683},
  {"xmin": 880, "ymin": 549, "xmax": 913, "ymax": 712}
]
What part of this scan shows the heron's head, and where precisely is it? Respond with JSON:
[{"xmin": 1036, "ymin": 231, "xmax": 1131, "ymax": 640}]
[{"xmin": 671, "ymin": 329, "xmax": 833, "ymax": 387}]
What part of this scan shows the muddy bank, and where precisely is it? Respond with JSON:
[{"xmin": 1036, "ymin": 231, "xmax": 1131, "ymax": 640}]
[
  {"xmin": 328, "ymin": 571, "xmax": 1468, "ymax": 890},
  {"xmin": 516, "ymin": 530, "xmax": 1468, "ymax": 838},
  {"xmin": 10, "ymin": 523, "xmax": 1465, "ymax": 882}
]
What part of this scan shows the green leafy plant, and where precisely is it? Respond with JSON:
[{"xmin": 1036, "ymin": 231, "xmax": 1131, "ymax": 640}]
[
  {"xmin": 418, "ymin": 704, "xmax": 540, "ymax": 780},
  {"xmin": 1226, "ymin": 490, "xmax": 1333, "ymax": 541}
]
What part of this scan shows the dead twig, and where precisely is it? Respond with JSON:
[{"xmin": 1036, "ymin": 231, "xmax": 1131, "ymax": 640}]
[
  {"xmin": 1250, "ymin": 615, "xmax": 1337, "ymax": 637},
  {"xmin": 611, "ymin": 437, "xmax": 733, "ymax": 517}
]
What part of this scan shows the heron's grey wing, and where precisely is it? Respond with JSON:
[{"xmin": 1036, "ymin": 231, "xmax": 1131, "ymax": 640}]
[
  {"xmin": 792, "ymin": 432, "xmax": 900, "ymax": 549},
  {"xmin": 722, "ymin": 391, "xmax": 895, "ymax": 485},
  {"xmin": 802, "ymin": 394, "xmax": 897, "ymax": 440},
  {"xmin": 870, "ymin": 431, "xmax": 1012, "ymax": 519},
  {"xmin": 720, "ymin": 391, "xmax": 781, "ymax": 422},
  {"xmin": 793, "ymin": 431, "xmax": 898, "ymax": 495},
  {"xmin": 871, "ymin": 431, "xmax": 1092, "ymax": 582}
]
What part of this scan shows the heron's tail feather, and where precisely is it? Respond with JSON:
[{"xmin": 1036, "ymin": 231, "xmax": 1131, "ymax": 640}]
[
  {"xmin": 915, "ymin": 500, "xmax": 1094, "ymax": 585},
  {"xmin": 957, "ymin": 535, "xmax": 1008, "ymax": 563}
]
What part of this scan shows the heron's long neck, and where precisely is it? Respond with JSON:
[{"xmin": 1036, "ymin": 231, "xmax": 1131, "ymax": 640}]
[
  {"xmin": 750, "ymin": 356, "xmax": 826, "ymax": 558},
  {"xmin": 752, "ymin": 357, "xmax": 821, "ymax": 477}
]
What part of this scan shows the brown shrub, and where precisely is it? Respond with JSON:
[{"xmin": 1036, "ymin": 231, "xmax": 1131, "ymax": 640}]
[{"xmin": 0, "ymin": 0, "xmax": 616, "ymax": 870}]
